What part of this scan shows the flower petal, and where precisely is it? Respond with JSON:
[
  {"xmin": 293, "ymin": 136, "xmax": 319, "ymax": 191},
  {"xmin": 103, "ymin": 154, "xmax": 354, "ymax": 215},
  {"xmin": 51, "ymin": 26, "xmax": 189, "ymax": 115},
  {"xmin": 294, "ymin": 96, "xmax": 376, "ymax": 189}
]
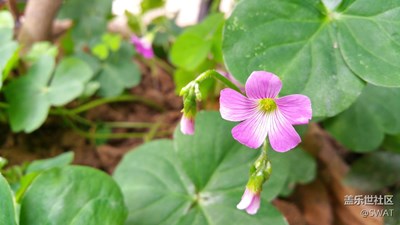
[
  {"xmin": 245, "ymin": 71, "xmax": 282, "ymax": 99},
  {"xmin": 220, "ymin": 88, "xmax": 258, "ymax": 122},
  {"xmin": 237, "ymin": 188, "xmax": 254, "ymax": 210},
  {"xmin": 131, "ymin": 35, "xmax": 154, "ymax": 59},
  {"xmin": 268, "ymin": 111, "xmax": 301, "ymax": 152},
  {"xmin": 232, "ymin": 111, "xmax": 268, "ymax": 149},
  {"xmin": 276, "ymin": 94, "xmax": 312, "ymax": 125},
  {"xmin": 141, "ymin": 42, "xmax": 154, "ymax": 59},
  {"xmin": 180, "ymin": 115, "xmax": 195, "ymax": 135},
  {"xmin": 245, "ymin": 194, "xmax": 260, "ymax": 215}
]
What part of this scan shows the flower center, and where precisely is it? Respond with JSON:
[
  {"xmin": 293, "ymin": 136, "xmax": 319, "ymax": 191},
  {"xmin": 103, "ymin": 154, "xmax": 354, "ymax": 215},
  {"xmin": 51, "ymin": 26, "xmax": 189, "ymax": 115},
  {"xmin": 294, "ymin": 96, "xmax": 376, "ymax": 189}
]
[{"xmin": 258, "ymin": 98, "xmax": 277, "ymax": 113}]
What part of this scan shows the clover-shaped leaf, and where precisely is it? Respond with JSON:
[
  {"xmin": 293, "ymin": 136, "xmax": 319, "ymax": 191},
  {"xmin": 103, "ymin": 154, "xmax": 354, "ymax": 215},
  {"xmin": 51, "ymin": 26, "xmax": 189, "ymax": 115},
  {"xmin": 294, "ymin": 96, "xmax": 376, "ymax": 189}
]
[
  {"xmin": 279, "ymin": 147, "xmax": 317, "ymax": 196},
  {"xmin": 114, "ymin": 112, "xmax": 288, "ymax": 225},
  {"xmin": 26, "ymin": 152, "xmax": 74, "ymax": 174},
  {"xmin": 170, "ymin": 13, "xmax": 224, "ymax": 71},
  {"xmin": 0, "ymin": 11, "xmax": 18, "ymax": 89},
  {"xmin": 96, "ymin": 42, "xmax": 141, "ymax": 97},
  {"xmin": 325, "ymin": 84, "xmax": 400, "ymax": 152},
  {"xmin": 19, "ymin": 166, "xmax": 127, "ymax": 225},
  {"xmin": 0, "ymin": 174, "xmax": 17, "ymax": 225},
  {"xmin": 223, "ymin": 0, "xmax": 400, "ymax": 117},
  {"xmin": 5, "ymin": 56, "xmax": 93, "ymax": 132},
  {"xmin": 57, "ymin": 0, "xmax": 111, "ymax": 46},
  {"xmin": 344, "ymin": 151, "xmax": 400, "ymax": 192},
  {"xmin": 24, "ymin": 42, "xmax": 58, "ymax": 63}
]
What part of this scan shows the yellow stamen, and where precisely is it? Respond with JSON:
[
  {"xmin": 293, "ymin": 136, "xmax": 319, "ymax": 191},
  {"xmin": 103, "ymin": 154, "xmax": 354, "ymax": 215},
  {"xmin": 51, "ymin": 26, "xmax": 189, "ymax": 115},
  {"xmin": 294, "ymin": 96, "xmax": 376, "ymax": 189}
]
[{"xmin": 258, "ymin": 98, "xmax": 277, "ymax": 113}]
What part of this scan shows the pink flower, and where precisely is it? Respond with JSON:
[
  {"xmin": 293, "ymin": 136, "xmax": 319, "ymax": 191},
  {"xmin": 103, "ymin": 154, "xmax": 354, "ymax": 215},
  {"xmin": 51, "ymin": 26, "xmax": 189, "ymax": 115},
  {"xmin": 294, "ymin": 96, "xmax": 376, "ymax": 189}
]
[
  {"xmin": 131, "ymin": 35, "xmax": 154, "ymax": 59},
  {"xmin": 237, "ymin": 188, "xmax": 261, "ymax": 215},
  {"xmin": 180, "ymin": 115, "xmax": 195, "ymax": 135},
  {"xmin": 220, "ymin": 71, "xmax": 312, "ymax": 152}
]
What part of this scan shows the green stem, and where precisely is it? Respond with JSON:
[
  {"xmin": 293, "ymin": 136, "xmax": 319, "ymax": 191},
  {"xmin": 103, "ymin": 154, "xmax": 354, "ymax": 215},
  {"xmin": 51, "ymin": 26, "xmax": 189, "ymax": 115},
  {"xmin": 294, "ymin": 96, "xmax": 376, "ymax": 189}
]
[
  {"xmin": 253, "ymin": 139, "xmax": 270, "ymax": 175},
  {"xmin": 195, "ymin": 70, "xmax": 242, "ymax": 93},
  {"xmin": 210, "ymin": 0, "xmax": 222, "ymax": 13},
  {"xmin": 63, "ymin": 117, "xmax": 147, "ymax": 139},
  {"xmin": 70, "ymin": 94, "xmax": 164, "ymax": 114},
  {"xmin": 153, "ymin": 58, "xmax": 174, "ymax": 74},
  {"xmin": 103, "ymin": 121, "xmax": 154, "ymax": 128},
  {"xmin": 261, "ymin": 139, "xmax": 269, "ymax": 159},
  {"xmin": 144, "ymin": 122, "xmax": 161, "ymax": 142}
]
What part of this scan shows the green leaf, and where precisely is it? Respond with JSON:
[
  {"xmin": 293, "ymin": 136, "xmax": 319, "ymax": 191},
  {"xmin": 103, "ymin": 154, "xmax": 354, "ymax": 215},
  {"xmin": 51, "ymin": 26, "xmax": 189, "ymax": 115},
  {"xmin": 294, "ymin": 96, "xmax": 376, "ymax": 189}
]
[
  {"xmin": 15, "ymin": 152, "xmax": 74, "ymax": 203},
  {"xmin": 24, "ymin": 42, "xmax": 58, "ymax": 63},
  {"xmin": 15, "ymin": 172, "xmax": 39, "ymax": 203},
  {"xmin": 57, "ymin": 0, "xmax": 112, "ymax": 46},
  {"xmin": 102, "ymin": 33, "xmax": 122, "ymax": 52},
  {"xmin": 82, "ymin": 81, "xmax": 101, "ymax": 98},
  {"xmin": 97, "ymin": 42, "xmax": 141, "ymax": 97},
  {"xmin": 286, "ymin": 147, "xmax": 316, "ymax": 184},
  {"xmin": 125, "ymin": 11, "xmax": 143, "ymax": 34},
  {"xmin": 173, "ymin": 60, "xmax": 216, "ymax": 98},
  {"xmin": 0, "ymin": 11, "xmax": 14, "ymax": 29},
  {"xmin": 385, "ymin": 188, "xmax": 400, "ymax": 225},
  {"xmin": 141, "ymin": 0, "xmax": 165, "ymax": 13},
  {"xmin": 344, "ymin": 151, "xmax": 400, "ymax": 192},
  {"xmin": 170, "ymin": 13, "xmax": 225, "ymax": 71},
  {"xmin": 279, "ymin": 147, "xmax": 317, "ymax": 196},
  {"xmin": 324, "ymin": 84, "xmax": 400, "ymax": 152},
  {"xmin": 19, "ymin": 166, "xmax": 127, "ymax": 225},
  {"xmin": 5, "ymin": 56, "xmax": 93, "ymax": 132},
  {"xmin": 223, "ymin": 0, "xmax": 400, "ymax": 117},
  {"xmin": 0, "ymin": 42, "xmax": 18, "ymax": 81},
  {"xmin": 74, "ymin": 51, "xmax": 101, "ymax": 73},
  {"xmin": 26, "ymin": 152, "xmax": 74, "ymax": 173},
  {"xmin": 48, "ymin": 57, "xmax": 93, "ymax": 105},
  {"xmin": 0, "ymin": 11, "xmax": 18, "ymax": 89},
  {"xmin": 383, "ymin": 134, "xmax": 400, "ymax": 154},
  {"xmin": 0, "ymin": 157, "xmax": 8, "ymax": 169},
  {"xmin": 91, "ymin": 34, "xmax": 122, "ymax": 60},
  {"xmin": 0, "ymin": 174, "xmax": 17, "ymax": 225},
  {"xmin": 5, "ymin": 56, "xmax": 54, "ymax": 132},
  {"xmin": 114, "ymin": 112, "xmax": 288, "ymax": 225}
]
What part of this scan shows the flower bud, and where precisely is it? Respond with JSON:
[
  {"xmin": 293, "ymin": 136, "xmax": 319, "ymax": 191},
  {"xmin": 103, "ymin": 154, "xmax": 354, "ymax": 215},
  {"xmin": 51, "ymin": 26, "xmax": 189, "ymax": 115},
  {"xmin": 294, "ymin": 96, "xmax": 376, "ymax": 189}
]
[{"xmin": 180, "ymin": 87, "xmax": 197, "ymax": 135}]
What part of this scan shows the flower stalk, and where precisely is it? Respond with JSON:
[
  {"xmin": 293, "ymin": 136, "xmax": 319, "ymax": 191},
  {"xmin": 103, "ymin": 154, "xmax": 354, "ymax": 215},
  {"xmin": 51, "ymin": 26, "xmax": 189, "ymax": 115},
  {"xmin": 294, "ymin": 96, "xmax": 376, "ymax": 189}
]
[
  {"xmin": 238, "ymin": 140, "xmax": 272, "ymax": 215},
  {"xmin": 179, "ymin": 70, "xmax": 243, "ymax": 135}
]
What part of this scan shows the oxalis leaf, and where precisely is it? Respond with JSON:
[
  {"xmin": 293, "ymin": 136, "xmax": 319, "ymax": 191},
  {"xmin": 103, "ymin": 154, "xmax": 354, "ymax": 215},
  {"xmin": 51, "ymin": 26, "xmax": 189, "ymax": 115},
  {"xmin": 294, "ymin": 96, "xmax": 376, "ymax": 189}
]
[
  {"xmin": 344, "ymin": 151, "xmax": 400, "ymax": 192},
  {"xmin": 5, "ymin": 56, "xmax": 93, "ymax": 132},
  {"xmin": 279, "ymin": 147, "xmax": 317, "ymax": 196},
  {"xmin": 170, "ymin": 13, "xmax": 225, "ymax": 71},
  {"xmin": 77, "ymin": 42, "xmax": 141, "ymax": 97},
  {"xmin": 26, "ymin": 152, "xmax": 74, "ymax": 174},
  {"xmin": 0, "ymin": 11, "xmax": 18, "ymax": 89},
  {"xmin": 324, "ymin": 84, "xmax": 400, "ymax": 152},
  {"xmin": 96, "ymin": 42, "xmax": 141, "ymax": 97},
  {"xmin": 57, "ymin": 0, "xmax": 112, "ymax": 46},
  {"xmin": 114, "ymin": 112, "xmax": 289, "ymax": 225},
  {"xmin": 223, "ymin": 0, "xmax": 400, "ymax": 117},
  {"xmin": 0, "ymin": 174, "xmax": 17, "ymax": 225},
  {"xmin": 19, "ymin": 166, "xmax": 127, "ymax": 225}
]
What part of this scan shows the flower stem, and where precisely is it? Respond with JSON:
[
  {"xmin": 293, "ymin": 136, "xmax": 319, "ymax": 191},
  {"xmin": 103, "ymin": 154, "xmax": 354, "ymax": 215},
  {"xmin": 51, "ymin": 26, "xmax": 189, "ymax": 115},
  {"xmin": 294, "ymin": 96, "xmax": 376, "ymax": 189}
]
[
  {"xmin": 246, "ymin": 140, "xmax": 272, "ymax": 193},
  {"xmin": 153, "ymin": 58, "xmax": 174, "ymax": 74},
  {"xmin": 261, "ymin": 139, "xmax": 269, "ymax": 160},
  {"xmin": 194, "ymin": 70, "xmax": 242, "ymax": 93},
  {"xmin": 69, "ymin": 94, "xmax": 164, "ymax": 114},
  {"xmin": 102, "ymin": 121, "xmax": 154, "ymax": 128},
  {"xmin": 62, "ymin": 116, "xmax": 148, "ymax": 139}
]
